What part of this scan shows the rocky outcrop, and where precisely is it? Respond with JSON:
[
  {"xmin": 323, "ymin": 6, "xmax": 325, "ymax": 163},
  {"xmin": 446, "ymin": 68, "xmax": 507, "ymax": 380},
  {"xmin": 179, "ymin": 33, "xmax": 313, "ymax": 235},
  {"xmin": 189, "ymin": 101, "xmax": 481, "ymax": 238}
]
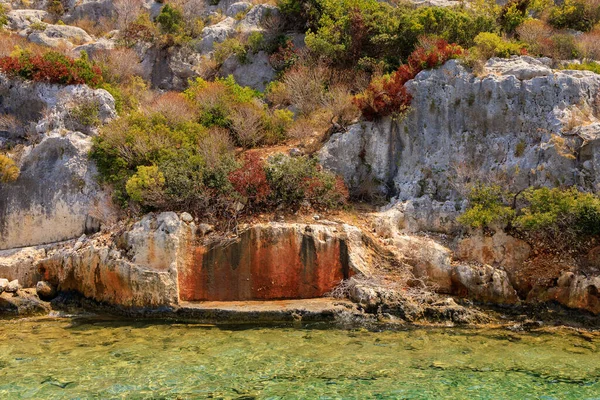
[
  {"xmin": 6, "ymin": 9, "xmax": 48, "ymax": 31},
  {"xmin": 0, "ymin": 76, "xmax": 116, "ymax": 250},
  {"xmin": 38, "ymin": 212, "xmax": 193, "ymax": 307},
  {"xmin": 219, "ymin": 51, "xmax": 275, "ymax": 92},
  {"xmin": 321, "ymin": 56, "xmax": 600, "ymax": 204},
  {"xmin": 28, "ymin": 24, "xmax": 93, "ymax": 48},
  {"xmin": 0, "ymin": 214, "xmax": 374, "ymax": 308},
  {"xmin": 318, "ymin": 56, "xmax": 600, "ymax": 313}
]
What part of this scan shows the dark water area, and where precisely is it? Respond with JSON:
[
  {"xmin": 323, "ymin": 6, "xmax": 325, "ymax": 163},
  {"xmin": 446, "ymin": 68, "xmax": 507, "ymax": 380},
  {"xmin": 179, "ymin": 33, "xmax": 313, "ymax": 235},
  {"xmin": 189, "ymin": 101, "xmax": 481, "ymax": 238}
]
[{"xmin": 1, "ymin": 317, "xmax": 599, "ymax": 399}]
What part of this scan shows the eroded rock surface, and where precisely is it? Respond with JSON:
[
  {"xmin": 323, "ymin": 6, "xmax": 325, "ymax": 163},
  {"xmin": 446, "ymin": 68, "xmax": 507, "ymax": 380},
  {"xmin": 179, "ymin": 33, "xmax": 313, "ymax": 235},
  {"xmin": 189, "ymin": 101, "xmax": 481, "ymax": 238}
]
[
  {"xmin": 0, "ymin": 76, "xmax": 116, "ymax": 250},
  {"xmin": 179, "ymin": 223, "xmax": 370, "ymax": 301},
  {"xmin": 321, "ymin": 56, "xmax": 600, "ymax": 204}
]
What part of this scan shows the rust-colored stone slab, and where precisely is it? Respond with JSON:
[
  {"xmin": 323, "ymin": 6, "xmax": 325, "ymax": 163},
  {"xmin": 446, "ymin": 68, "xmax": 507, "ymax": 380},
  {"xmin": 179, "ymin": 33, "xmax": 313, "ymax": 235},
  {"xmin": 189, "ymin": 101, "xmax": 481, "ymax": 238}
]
[{"xmin": 179, "ymin": 226, "xmax": 351, "ymax": 301}]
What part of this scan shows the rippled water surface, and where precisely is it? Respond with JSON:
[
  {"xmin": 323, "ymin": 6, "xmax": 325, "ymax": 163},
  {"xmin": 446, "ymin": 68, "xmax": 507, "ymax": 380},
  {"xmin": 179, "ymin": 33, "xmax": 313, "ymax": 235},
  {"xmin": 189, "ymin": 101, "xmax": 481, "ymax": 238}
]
[{"xmin": 1, "ymin": 317, "xmax": 599, "ymax": 399}]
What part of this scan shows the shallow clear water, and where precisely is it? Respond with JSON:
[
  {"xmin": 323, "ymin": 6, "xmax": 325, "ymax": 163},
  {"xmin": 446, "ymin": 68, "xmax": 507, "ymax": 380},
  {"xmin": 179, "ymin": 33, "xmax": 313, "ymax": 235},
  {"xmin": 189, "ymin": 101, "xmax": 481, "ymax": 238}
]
[{"xmin": 0, "ymin": 317, "xmax": 599, "ymax": 399}]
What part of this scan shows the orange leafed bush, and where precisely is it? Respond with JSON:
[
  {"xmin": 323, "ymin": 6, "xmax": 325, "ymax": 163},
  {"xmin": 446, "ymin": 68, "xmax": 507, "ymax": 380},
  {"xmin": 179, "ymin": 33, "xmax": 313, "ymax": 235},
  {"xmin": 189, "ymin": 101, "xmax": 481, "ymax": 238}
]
[{"xmin": 354, "ymin": 39, "xmax": 463, "ymax": 120}]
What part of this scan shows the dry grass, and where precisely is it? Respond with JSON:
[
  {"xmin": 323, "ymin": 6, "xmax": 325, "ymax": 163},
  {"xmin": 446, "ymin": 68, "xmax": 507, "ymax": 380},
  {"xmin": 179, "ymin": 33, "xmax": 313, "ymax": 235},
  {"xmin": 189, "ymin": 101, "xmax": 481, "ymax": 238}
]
[
  {"xmin": 71, "ymin": 16, "xmax": 117, "ymax": 38},
  {"xmin": 143, "ymin": 91, "xmax": 197, "ymax": 124},
  {"xmin": 516, "ymin": 19, "xmax": 553, "ymax": 56},
  {"xmin": 0, "ymin": 32, "xmax": 49, "ymax": 57},
  {"xmin": 95, "ymin": 48, "xmax": 143, "ymax": 84},
  {"xmin": 229, "ymin": 103, "xmax": 266, "ymax": 148},
  {"xmin": 578, "ymin": 29, "xmax": 600, "ymax": 60}
]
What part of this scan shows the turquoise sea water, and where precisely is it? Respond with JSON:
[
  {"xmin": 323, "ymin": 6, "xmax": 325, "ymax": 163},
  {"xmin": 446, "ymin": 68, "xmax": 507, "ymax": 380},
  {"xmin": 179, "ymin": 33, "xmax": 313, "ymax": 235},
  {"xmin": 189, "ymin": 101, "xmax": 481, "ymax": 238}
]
[{"xmin": 0, "ymin": 317, "xmax": 599, "ymax": 399}]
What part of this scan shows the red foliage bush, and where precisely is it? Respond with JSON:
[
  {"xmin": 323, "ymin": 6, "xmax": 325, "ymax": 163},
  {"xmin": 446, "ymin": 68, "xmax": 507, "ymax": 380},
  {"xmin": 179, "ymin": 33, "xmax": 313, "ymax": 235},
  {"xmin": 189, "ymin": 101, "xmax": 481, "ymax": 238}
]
[
  {"xmin": 228, "ymin": 153, "xmax": 271, "ymax": 206},
  {"xmin": 0, "ymin": 51, "xmax": 102, "ymax": 87},
  {"xmin": 354, "ymin": 39, "xmax": 464, "ymax": 120},
  {"xmin": 269, "ymin": 39, "xmax": 299, "ymax": 72}
]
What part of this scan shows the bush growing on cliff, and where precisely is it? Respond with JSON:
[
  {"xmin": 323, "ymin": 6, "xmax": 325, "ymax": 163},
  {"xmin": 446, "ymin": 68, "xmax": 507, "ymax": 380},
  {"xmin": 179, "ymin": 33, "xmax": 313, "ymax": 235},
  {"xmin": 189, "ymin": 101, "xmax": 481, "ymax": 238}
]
[
  {"xmin": 0, "ymin": 4, "xmax": 8, "ymax": 29},
  {"xmin": 459, "ymin": 184, "xmax": 600, "ymax": 246},
  {"xmin": 469, "ymin": 32, "xmax": 525, "ymax": 60},
  {"xmin": 514, "ymin": 187, "xmax": 600, "ymax": 238},
  {"xmin": 156, "ymin": 4, "xmax": 185, "ymax": 35},
  {"xmin": 354, "ymin": 39, "xmax": 464, "ymax": 120},
  {"xmin": 548, "ymin": 0, "xmax": 600, "ymax": 33},
  {"xmin": 184, "ymin": 76, "xmax": 292, "ymax": 147},
  {"xmin": 0, "ymin": 154, "xmax": 19, "ymax": 183},
  {"xmin": 497, "ymin": 0, "xmax": 530, "ymax": 34},
  {"xmin": 0, "ymin": 50, "xmax": 102, "ymax": 87},
  {"xmin": 265, "ymin": 154, "xmax": 349, "ymax": 209},
  {"xmin": 457, "ymin": 184, "xmax": 515, "ymax": 229}
]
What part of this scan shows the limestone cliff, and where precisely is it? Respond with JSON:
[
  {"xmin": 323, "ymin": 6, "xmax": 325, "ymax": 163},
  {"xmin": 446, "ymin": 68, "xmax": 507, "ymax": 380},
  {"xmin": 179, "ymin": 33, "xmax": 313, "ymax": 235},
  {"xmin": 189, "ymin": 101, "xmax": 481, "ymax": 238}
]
[
  {"xmin": 0, "ymin": 75, "xmax": 116, "ymax": 250},
  {"xmin": 321, "ymin": 56, "xmax": 600, "ymax": 216}
]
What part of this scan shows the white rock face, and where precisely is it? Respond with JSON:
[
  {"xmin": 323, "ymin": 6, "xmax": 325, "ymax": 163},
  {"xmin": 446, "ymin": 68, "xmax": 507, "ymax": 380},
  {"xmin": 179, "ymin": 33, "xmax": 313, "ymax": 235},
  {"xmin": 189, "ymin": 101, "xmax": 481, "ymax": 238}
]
[
  {"xmin": 199, "ymin": 17, "xmax": 237, "ymax": 53},
  {"xmin": 7, "ymin": 9, "xmax": 48, "ymax": 31},
  {"xmin": 28, "ymin": 24, "xmax": 93, "ymax": 48},
  {"xmin": 219, "ymin": 51, "xmax": 275, "ymax": 92},
  {"xmin": 0, "ymin": 75, "xmax": 116, "ymax": 250},
  {"xmin": 321, "ymin": 56, "xmax": 600, "ymax": 230},
  {"xmin": 226, "ymin": 1, "xmax": 252, "ymax": 17}
]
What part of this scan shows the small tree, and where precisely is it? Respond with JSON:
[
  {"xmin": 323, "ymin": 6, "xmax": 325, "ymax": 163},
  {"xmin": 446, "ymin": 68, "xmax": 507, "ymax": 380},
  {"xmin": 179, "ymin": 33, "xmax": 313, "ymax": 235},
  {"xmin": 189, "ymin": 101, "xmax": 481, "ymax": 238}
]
[
  {"xmin": 114, "ymin": 0, "xmax": 144, "ymax": 30},
  {"xmin": 156, "ymin": 4, "xmax": 184, "ymax": 35}
]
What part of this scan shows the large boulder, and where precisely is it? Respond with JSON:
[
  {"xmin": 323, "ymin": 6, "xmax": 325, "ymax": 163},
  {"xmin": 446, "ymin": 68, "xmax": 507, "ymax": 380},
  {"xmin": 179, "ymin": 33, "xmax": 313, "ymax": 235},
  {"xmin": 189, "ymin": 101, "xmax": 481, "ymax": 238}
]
[
  {"xmin": 6, "ymin": 9, "xmax": 48, "ymax": 31},
  {"xmin": 38, "ymin": 212, "xmax": 195, "ymax": 308},
  {"xmin": 198, "ymin": 17, "xmax": 236, "ymax": 53},
  {"xmin": 28, "ymin": 24, "xmax": 93, "ymax": 48},
  {"xmin": 219, "ymin": 51, "xmax": 275, "ymax": 91}
]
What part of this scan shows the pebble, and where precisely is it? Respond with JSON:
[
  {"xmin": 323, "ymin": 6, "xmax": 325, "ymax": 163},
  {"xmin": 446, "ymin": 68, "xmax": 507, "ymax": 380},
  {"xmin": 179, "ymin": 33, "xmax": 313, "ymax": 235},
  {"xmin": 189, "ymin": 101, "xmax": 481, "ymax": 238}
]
[
  {"xmin": 6, "ymin": 280, "xmax": 20, "ymax": 293},
  {"xmin": 180, "ymin": 212, "xmax": 194, "ymax": 223}
]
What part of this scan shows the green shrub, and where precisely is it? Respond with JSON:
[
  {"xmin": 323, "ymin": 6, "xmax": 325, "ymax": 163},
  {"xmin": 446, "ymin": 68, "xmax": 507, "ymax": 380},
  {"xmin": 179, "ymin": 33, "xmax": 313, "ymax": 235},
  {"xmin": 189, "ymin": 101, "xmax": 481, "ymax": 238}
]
[
  {"xmin": 458, "ymin": 184, "xmax": 600, "ymax": 245},
  {"xmin": 69, "ymin": 100, "xmax": 100, "ymax": 127},
  {"xmin": 457, "ymin": 184, "xmax": 515, "ymax": 229},
  {"xmin": 548, "ymin": 0, "xmax": 600, "ymax": 32},
  {"xmin": 247, "ymin": 32, "xmax": 265, "ymax": 53},
  {"xmin": 470, "ymin": 32, "xmax": 524, "ymax": 59},
  {"xmin": 0, "ymin": 154, "xmax": 19, "ymax": 183},
  {"xmin": 288, "ymin": 0, "xmax": 497, "ymax": 70},
  {"xmin": 184, "ymin": 76, "xmax": 290, "ymax": 147},
  {"xmin": 550, "ymin": 33, "xmax": 580, "ymax": 59},
  {"xmin": 266, "ymin": 154, "xmax": 348, "ymax": 209},
  {"xmin": 563, "ymin": 61, "xmax": 600, "ymax": 74},
  {"xmin": 156, "ymin": 4, "xmax": 184, "ymax": 35},
  {"xmin": 214, "ymin": 38, "xmax": 247, "ymax": 64},
  {"xmin": 497, "ymin": 0, "xmax": 530, "ymax": 34},
  {"xmin": 29, "ymin": 21, "xmax": 48, "ymax": 31},
  {"xmin": 126, "ymin": 165, "xmax": 165, "ymax": 205},
  {"xmin": 0, "ymin": 4, "xmax": 7, "ymax": 28},
  {"xmin": 514, "ymin": 187, "xmax": 600, "ymax": 237}
]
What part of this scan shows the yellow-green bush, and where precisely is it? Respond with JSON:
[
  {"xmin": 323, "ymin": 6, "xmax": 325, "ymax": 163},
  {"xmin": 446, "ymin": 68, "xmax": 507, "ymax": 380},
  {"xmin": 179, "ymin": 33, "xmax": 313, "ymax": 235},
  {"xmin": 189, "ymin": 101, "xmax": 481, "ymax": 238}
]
[
  {"xmin": 470, "ymin": 32, "xmax": 524, "ymax": 59},
  {"xmin": 457, "ymin": 184, "xmax": 515, "ymax": 229},
  {"xmin": 0, "ymin": 154, "xmax": 19, "ymax": 183},
  {"xmin": 459, "ymin": 184, "xmax": 600, "ymax": 244}
]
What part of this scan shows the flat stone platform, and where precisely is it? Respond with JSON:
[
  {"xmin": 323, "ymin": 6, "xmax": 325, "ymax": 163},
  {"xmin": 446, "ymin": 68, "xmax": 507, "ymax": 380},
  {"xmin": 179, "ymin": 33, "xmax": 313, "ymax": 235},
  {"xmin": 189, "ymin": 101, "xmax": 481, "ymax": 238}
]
[{"xmin": 173, "ymin": 298, "xmax": 355, "ymax": 323}]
